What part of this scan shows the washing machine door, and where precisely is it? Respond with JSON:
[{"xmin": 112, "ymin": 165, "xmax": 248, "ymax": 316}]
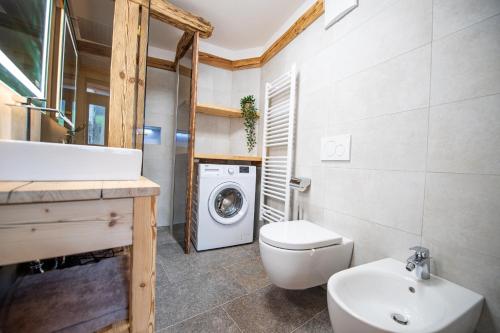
[{"xmin": 208, "ymin": 182, "xmax": 248, "ymax": 225}]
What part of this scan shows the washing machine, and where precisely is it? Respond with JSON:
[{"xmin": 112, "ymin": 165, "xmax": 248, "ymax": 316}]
[{"xmin": 192, "ymin": 163, "xmax": 256, "ymax": 251}]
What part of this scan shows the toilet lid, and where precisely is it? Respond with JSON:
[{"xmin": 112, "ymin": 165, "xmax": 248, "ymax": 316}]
[{"xmin": 259, "ymin": 220, "xmax": 342, "ymax": 250}]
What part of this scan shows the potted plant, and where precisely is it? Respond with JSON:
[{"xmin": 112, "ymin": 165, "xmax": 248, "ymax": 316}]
[{"xmin": 240, "ymin": 95, "xmax": 259, "ymax": 152}]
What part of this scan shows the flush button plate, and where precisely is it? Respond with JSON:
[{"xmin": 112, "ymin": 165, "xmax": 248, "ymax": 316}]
[{"xmin": 321, "ymin": 134, "xmax": 351, "ymax": 161}]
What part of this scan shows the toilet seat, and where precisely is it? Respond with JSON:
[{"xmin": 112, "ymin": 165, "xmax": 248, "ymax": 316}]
[{"xmin": 260, "ymin": 220, "xmax": 342, "ymax": 250}]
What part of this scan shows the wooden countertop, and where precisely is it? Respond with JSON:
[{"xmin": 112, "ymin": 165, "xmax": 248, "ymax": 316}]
[
  {"xmin": 194, "ymin": 153, "xmax": 262, "ymax": 162},
  {"xmin": 0, "ymin": 176, "xmax": 160, "ymax": 204}
]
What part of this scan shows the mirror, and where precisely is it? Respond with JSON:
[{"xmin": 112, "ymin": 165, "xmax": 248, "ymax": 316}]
[
  {"xmin": 58, "ymin": 14, "xmax": 78, "ymax": 132},
  {"xmin": 0, "ymin": 0, "xmax": 51, "ymax": 98},
  {"xmin": 0, "ymin": 0, "xmax": 115, "ymax": 144}
]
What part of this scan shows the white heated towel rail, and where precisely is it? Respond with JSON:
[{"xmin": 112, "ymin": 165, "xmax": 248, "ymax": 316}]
[{"xmin": 259, "ymin": 64, "xmax": 296, "ymax": 223}]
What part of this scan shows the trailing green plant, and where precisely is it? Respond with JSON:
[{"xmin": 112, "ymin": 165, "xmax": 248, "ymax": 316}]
[{"xmin": 240, "ymin": 95, "xmax": 259, "ymax": 152}]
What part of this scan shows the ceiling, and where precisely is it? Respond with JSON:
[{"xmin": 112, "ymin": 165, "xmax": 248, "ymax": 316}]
[
  {"xmin": 151, "ymin": 0, "xmax": 308, "ymax": 52},
  {"xmin": 68, "ymin": 0, "xmax": 310, "ymax": 59}
]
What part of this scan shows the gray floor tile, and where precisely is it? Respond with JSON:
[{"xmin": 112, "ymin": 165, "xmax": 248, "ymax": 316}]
[
  {"xmin": 223, "ymin": 284, "xmax": 327, "ymax": 333},
  {"xmin": 160, "ymin": 307, "xmax": 240, "ymax": 333},
  {"xmin": 240, "ymin": 241, "xmax": 261, "ymax": 257},
  {"xmin": 193, "ymin": 245, "xmax": 255, "ymax": 271},
  {"xmin": 156, "ymin": 262, "xmax": 170, "ymax": 287},
  {"xmin": 293, "ymin": 309, "xmax": 333, "ymax": 333},
  {"xmin": 224, "ymin": 258, "xmax": 270, "ymax": 293},
  {"xmin": 155, "ymin": 269, "xmax": 246, "ymax": 329},
  {"xmin": 157, "ymin": 227, "xmax": 178, "ymax": 246}
]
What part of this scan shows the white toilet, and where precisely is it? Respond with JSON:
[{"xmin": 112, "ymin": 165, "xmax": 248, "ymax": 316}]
[{"xmin": 259, "ymin": 220, "xmax": 353, "ymax": 290}]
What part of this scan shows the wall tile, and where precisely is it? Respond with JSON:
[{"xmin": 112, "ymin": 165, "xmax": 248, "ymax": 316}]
[
  {"xmin": 294, "ymin": 126, "xmax": 324, "ymax": 167},
  {"xmin": 328, "ymin": 45, "xmax": 431, "ymax": 125},
  {"xmin": 422, "ymin": 238, "xmax": 500, "ymax": 333},
  {"xmin": 423, "ymin": 172, "xmax": 500, "ymax": 259},
  {"xmin": 327, "ymin": 0, "xmax": 432, "ymax": 82},
  {"xmin": 321, "ymin": 0, "xmax": 399, "ymax": 47},
  {"xmin": 427, "ymin": 94, "xmax": 500, "ymax": 175},
  {"xmin": 326, "ymin": 108, "xmax": 429, "ymax": 171},
  {"xmin": 297, "ymin": 85, "xmax": 331, "ymax": 131},
  {"xmin": 144, "ymin": 68, "xmax": 177, "ymax": 226},
  {"xmin": 321, "ymin": 210, "xmax": 421, "ymax": 265},
  {"xmin": 433, "ymin": 0, "xmax": 500, "ymax": 40},
  {"xmin": 294, "ymin": 165, "xmax": 326, "ymax": 209},
  {"xmin": 324, "ymin": 168, "xmax": 425, "ymax": 234},
  {"xmin": 431, "ymin": 15, "xmax": 500, "ymax": 105}
]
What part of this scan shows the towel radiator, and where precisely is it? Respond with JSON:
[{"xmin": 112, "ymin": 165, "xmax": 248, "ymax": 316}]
[{"xmin": 259, "ymin": 64, "xmax": 297, "ymax": 224}]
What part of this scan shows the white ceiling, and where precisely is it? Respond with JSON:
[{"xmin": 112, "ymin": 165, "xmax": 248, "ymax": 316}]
[
  {"xmin": 68, "ymin": 0, "xmax": 312, "ymax": 60},
  {"xmin": 149, "ymin": 0, "xmax": 310, "ymax": 57}
]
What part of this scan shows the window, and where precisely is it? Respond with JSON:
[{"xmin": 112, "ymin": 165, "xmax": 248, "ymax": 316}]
[
  {"xmin": 0, "ymin": 0, "xmax": 52, "ymax": 98},
  {"xmin": 88, "ymin": 104, "xmax": 106, "ymax": 145}
]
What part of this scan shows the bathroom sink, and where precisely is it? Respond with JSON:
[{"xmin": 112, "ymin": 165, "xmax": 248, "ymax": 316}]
[
  {"xmin": 327, "ymin": 258, "xmax": 483, "ymax": 333},
  {"xmin": 0, "ymin": 140, "xmax": 142, "ymax": 181}
]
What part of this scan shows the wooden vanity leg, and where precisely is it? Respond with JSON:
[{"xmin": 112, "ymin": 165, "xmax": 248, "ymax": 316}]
[{"xmin": 130, "ymin": 196, "xmax": 157, "ymax": 333}]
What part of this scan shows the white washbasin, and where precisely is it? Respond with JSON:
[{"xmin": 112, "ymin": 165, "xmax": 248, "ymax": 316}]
[
  {"xmin": 0, "ymin": 140, "xmax": 142, "ymax": 181},
  {"xmin": 327, "ymin": 258, "xmax": 483, "ymax": 333}
]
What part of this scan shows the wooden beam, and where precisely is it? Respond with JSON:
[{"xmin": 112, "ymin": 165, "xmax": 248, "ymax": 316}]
[
  {"xmin": 184, "ymin": 32, "xmax": 199, "ymax": 254},
  {"xmin": 174, "ymin": 31, "xmax": 194, "ymax": 67},
  {"xmin": 77, "ymin": 39, "xmax": 175, "ymax": 72},
  {"xmin": 150, "ymin": 0, "xmax": 213, "ymax": 38},
  {"xmin": 135, "ymin": 6, "xmax": 150, "ymax": 151},
  {"xmin": 108, "ymin": 0, "xmax": 140, "ymax": 148},
  {"xmin": 147, "ymin": 56, "xmax": 175, "ymax": 71},
  {"xmin": 77, "ymin": 39, "xmax": 111, "ymax": 57},
  {"xmin": 261, "ymin": 0, "xmax": 324, "ymax": 65}
]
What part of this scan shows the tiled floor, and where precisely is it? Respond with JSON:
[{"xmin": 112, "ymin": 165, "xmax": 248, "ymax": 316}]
[{"xmin": 155, "ymin": 227, "xmax": 333, "ymax": 333}]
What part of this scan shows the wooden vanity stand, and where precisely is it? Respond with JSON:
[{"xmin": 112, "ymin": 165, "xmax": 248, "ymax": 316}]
[{"xmin": 0, "ymin": 177, "xmax": 160, "ymax": 333}]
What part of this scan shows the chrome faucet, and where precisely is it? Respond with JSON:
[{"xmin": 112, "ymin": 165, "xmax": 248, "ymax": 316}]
[{"xmin": 406, "ymin": 246, "xmax": 430, "ymax": 280}]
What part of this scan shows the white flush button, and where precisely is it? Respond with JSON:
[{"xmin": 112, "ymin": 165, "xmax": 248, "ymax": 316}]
[{"xmin": 321, "ymin": 135, "xmax": 351, "ymax": 161}]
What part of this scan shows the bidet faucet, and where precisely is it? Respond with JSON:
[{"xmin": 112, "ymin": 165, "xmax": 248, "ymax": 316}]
[{"xmin": 406, "ymin": 246, "xmax": 430, "ymax": 280}]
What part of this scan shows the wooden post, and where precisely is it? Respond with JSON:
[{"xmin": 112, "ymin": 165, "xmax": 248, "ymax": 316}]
[
  {"xmin": 108, "ymin": 0, "xmax": 140, "ymax": 148},
  {"xmin": 130, "ymin": 195, "xmax": 157, "ymax": 332},
  {"xmin": 134, "ymin": 6, "xmax": 150, "ymax": 151},
  {"xmin": 184, "ymin": 32, "xmax": 199, "ymax": 254}
]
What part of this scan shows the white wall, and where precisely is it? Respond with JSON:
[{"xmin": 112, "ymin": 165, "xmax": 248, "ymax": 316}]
[
  {"xmin": 260, "ymin": 1, "xmax": 500, "ymax": 332},
  {"xmin": 196, "ymin": 64, "xmax": 261, "ymax": 156},
  {"xmin": 143, "ymin": 67, "xmax": 177, "ymax": 227}
]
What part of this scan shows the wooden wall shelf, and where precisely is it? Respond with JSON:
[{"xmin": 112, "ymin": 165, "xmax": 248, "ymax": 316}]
[
  {"xmin": 196, "ymin": 103, "xmax": 260, "ymax": 118},
  {"xmin": 194, "ymin": 153, "xmax": 262, "ymax": 163},
  {"xmin": 196, "ymin": 104, "xmax": 241, "ymax": 117}
]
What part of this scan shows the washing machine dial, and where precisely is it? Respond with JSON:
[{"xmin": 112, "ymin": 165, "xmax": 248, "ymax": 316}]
[{"xmin": 227, "ymin": 167, "xmax": 235, "ymax": 175}]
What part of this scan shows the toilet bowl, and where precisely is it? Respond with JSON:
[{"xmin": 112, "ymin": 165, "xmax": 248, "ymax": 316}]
[{"xmin": 259, "ymin": 220, "xmax": 353, "ymax": 290}]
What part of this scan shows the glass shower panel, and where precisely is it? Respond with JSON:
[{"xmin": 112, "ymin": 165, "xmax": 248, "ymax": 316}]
[{"xmin": 171, "ymin": 45, "xmax": 193, "ymax": 248}]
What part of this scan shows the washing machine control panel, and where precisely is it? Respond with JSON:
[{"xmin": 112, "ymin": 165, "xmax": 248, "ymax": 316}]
[{"xmin": 200, "ymin": 164, "xmax": 256, "ymax": 177}]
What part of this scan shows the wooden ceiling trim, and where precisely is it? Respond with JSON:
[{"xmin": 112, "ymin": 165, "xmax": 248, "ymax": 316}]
[
  {"xmin": 198, "ymin": 52, "xmax": 233, "ymax": 70},
  {"xmin": 232, "ymin": 57, "xmax": 261, "ymax": 70},
  {"xmin": 198, "ymin": 52, "xmax": 261, "ymax": 71},
  {"xmin": 261, "ymin": 0, "xmax": 324, "ymax": 65},
  {"xmin": 198, "ymin": 0, "xmax": 324, "ymax": 71},
  {"xmin": 149, "ymin": 0, "xmax": 213, "ymax": 38}
]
